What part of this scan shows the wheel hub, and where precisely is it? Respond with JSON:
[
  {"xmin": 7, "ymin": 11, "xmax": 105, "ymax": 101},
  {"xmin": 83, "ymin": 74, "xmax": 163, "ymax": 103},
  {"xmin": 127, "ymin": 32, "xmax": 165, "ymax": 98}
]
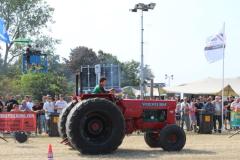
[
  {"xmin": 167, "ymin": 134, "xmax": 177, "ymax": 144},
  {"xmin": 81, "ymin": 112, "xmax": 112, "ymax": 143},
  {"xmin": 87, "ymin": 119, "xmax": 103, "ymax": 135}
]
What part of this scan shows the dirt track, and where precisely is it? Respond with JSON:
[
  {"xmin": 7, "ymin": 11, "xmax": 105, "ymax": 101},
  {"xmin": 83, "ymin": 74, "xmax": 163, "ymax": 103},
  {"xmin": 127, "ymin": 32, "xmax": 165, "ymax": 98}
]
[{"xmin": 1, "ymin": 133, "xmax": 240, "ymax": 160}]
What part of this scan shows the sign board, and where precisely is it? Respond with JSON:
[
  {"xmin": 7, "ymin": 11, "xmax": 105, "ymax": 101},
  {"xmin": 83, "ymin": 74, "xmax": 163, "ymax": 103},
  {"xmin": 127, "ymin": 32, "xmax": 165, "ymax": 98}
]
[
  {"xmin": 0, "ymin": 112, "xmax": 37, "ymax": 132},
  {"xmin": 231, "ymin": 112, "xmax": 240, "ymax": 127},
  {"xmin": 94, "ymin": 64, "xmax": 101, "ymax": 74}
]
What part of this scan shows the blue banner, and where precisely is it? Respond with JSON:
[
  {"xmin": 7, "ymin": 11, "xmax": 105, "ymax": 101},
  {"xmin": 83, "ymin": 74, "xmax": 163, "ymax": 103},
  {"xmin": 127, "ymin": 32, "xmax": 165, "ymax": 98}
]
[{"xmin": 0, "ymin": 18, "xmax": 10, "ymax": 44}]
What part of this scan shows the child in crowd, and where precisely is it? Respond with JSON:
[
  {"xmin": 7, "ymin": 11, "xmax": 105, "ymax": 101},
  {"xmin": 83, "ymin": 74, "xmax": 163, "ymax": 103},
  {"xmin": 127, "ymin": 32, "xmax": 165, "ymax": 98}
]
[
  {"xmin": 189, "ymin": 101, "xmax": 197, "ymax": 132},
  {"xmin": 11, "ymin": 104, "xmax": 21, "ymax": 112}
]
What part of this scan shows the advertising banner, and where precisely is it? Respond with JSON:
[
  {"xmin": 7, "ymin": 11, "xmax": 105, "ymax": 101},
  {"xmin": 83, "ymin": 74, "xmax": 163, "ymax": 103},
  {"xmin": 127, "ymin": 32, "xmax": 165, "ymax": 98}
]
[{"xmin": 0, "ymin": 112, "xmax": 36, "ymax": 132}]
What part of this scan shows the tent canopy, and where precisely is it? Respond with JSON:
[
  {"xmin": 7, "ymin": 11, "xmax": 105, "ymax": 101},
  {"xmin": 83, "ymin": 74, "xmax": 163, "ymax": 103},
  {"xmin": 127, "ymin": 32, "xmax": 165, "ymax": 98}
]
[
  {"xmin": 163, "ymin": 77, "xmax": 239, "ymax": 96},
  {"xmin": 122, "ymin": 86, "xmax": 166, "ymax": 97}
]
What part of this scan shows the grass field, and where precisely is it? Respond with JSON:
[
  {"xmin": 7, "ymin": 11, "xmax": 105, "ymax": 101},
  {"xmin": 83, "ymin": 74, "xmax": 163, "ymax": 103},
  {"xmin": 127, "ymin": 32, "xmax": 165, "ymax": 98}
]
[{"xmin": 1, "ymin": 133, "xmax": 240, "ymax": 160}]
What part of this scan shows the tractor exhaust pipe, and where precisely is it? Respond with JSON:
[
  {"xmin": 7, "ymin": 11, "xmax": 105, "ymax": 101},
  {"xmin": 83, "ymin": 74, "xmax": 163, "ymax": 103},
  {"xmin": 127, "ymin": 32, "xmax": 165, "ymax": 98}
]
[
  {"xmin": 80, "ymin": 70, "xmax": 83, "ymax": 94},
  {"xmin": 75, "ymin": 71, "xmax": 83, "ymax": 96},
  {"xmin": 76, "ymin": 73, "xmax": 79, "ymax": 96},
  {"xmin": 150, "ymin": 79, "xmax": 154, "ymax": 99}
]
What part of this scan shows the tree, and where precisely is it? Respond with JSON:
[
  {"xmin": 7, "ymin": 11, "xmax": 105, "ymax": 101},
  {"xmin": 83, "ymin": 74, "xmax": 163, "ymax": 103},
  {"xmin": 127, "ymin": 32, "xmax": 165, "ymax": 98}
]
[
  {"xmin": 0, "ymin": 75, "xmax": 21, "ymax": 96},
  {"xmin": 65, "ymin": 46, "xmax": 99, "ymax": 72},
  {"xmin": 0, "ymin": 0, "xmax": 54, "ymax": 68},
  {"xmin": 34, "ymin": 35, "xmax": 60, "ymax": 56},
  {"xmin": 48, "ymin": 53, "xmax": 73, "ymax": 81},
  {"xmin": 121, "ymin": 61, "xmax": 155, "ymax": 87},
  {"xmin": 121, "ymin": 60, "xmax": 140, "ymax": 87},
  {"xmin": 0, "ymin": 54, "xmax": 4, "ymax": 74},
  {"xmin": 143, "ymin": 64, "xmax": 154, "ymax": 81},
  {"xmin": 97, "ymin": 50, "xmax": 120, "ymax": 64},
  {"xmin": 20, "ymin": 72, "xmax": 68, "ymax": 100}
]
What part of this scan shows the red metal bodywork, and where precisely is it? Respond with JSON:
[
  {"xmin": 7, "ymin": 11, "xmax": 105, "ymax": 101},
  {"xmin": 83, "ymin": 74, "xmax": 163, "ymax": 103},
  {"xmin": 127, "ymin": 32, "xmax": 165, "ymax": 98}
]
[{"xmin": 80, "ymin": 94, "xmax": 176, "ymax": 134}]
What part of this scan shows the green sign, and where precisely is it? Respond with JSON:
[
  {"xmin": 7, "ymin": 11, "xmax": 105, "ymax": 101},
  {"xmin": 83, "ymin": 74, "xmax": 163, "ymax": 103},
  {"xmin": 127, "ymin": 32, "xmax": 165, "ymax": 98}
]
[
  {"xmin": 231, "ymin": 112, "xmax": 240, "ymax": 127},
  {"xmin": 14, "ymin": 38, "xmax": 32, "ymax": 44}
]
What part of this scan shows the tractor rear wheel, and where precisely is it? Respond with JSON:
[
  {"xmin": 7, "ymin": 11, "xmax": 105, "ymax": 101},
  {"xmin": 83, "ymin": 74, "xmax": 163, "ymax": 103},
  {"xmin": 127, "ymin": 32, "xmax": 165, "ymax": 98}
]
[
  {"xmin": 159, "ymin": 124, "xmax": 186, "ymax": 151},
  {"xmin": 66, "ymin": 98, "xmax": 125, "ymax": 154},
  {"xmin": 144, "ymin": 131, "xmax": 161, "ymax": 148},
  {"xmin": 58, "ymin": 102, "xmax": 77, "ymax": 139}
]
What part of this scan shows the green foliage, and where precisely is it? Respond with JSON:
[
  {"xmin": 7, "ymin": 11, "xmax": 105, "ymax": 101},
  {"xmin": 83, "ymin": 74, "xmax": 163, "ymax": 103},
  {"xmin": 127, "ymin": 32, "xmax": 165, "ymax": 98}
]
[
  {"xmin": 143, "ymin": 64, "xmax": 154, "ymax": 81},
  {"xmin": 0, "ymin": 0, "xmax": 54, "ymax": 37},
  {"xmin": 0, "ymin": 55, "xmax": 4, "ymax": 74},
  {"xmin": 0, "ymin": 0, "xmax": 54, "ymax": 68},
  {"xmin": 65, "ymin": 46, "xmax": 100, "ymax": 72},
  {"xmin": 0, "ymin": 75, "xmax": 21, "ymax": 96},
  {"xmin": 98, "ymin": 50, "xmax": 120, "ymax": 64},
  {"xmin": 122, "ymin": 86, "xmax": 137, "ymax": 99},
  {"xmin": 34, "ymin": 35, "xmax": 60, "ymax": 56},
  {"xmin": 48, "ymin": 54, "xmax": 68, "ymax": 75},
  {"xmin": 121, "ymin": 60, "xmax": 140, "ymax": 87},
  {"xmin": 20, "ymin": 72, "xmax": 68, "ymax": 100},
  {"xmin": 64, "ymin": 46, "xmax": 154, "ymax": 87}
]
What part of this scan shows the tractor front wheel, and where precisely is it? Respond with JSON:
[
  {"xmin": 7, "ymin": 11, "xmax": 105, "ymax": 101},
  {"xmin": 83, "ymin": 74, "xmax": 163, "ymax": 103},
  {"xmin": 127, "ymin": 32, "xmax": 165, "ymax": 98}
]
[
  {"xmin": 66, "ymin": 98, "xmax": 125, "ymax": 155},
  {"xmin": 58, "ymin": 102, "xmax": 77, "ymax": 139},
  {"xmin": 144, "ymin": 131, "xmax": 161, "ymax": 148},
  {"xmin": 159, "ymin": 124, "xmax": 186, "ymax": 151}
]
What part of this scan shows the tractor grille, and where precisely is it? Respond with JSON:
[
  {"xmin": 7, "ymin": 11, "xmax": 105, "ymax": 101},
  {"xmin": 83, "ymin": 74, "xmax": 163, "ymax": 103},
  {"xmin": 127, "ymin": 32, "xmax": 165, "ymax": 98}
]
[{"xmin": 143, "ymin": 109, "xmax": 167, "ymax": 122}]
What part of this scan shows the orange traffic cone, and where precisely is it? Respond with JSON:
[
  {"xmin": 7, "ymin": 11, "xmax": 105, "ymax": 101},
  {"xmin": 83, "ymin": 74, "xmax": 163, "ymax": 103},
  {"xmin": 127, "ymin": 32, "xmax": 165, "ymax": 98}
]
[{"xmin": 48, "ymin": 144, "xmax": 53, "ymax": 160}]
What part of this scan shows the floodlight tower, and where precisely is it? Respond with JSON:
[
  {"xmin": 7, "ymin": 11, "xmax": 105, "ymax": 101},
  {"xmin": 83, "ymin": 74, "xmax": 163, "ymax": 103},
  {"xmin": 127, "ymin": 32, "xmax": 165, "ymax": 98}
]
[{"xmin": 130, "ymin": 3, "xmax": 156, "ymax": 99}]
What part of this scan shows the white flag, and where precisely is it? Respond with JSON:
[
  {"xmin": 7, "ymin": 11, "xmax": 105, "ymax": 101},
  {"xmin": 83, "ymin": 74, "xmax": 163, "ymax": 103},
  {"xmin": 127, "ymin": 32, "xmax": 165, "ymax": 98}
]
[{"xmin": 204, "ymin": 29, "xmax": 225, "ymax": 63}]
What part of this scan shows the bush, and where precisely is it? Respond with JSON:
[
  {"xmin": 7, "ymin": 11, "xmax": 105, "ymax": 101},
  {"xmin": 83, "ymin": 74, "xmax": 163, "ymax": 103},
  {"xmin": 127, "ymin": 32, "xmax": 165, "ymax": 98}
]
[{"xmin": 20, "ymin": 72, "xmax": 68, "ymax": 100}]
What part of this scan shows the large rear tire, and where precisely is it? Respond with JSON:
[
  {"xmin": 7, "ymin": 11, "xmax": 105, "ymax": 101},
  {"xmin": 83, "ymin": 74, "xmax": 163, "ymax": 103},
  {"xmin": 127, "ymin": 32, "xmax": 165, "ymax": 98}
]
[
  {"xmin": 159, "ymin": 124, "xmax": 186, "ymax": 151},
  {"xmin": 58, "ymin": 102, "xmax": 77, "ymax": 139},
  {"xmin": 144, "ymin": 131, "xmax": 161, "ymax": 148},
  {"xmin": 66, "ymin": 98, "xmax": 125, "ymax": 155}
]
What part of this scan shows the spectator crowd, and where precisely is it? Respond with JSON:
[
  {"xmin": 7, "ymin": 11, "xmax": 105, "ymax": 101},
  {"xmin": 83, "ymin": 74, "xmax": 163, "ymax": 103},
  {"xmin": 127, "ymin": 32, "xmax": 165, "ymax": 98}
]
[
  {"xmin": 175, "ymin": 96, "xmax": 240, "ymax": 133},
  {"xmin": 0, "ymin": 94, "xmax": 69, "ymax": 135},
  {"xmin": 1, "ymin": 93, "xmax": 240, "ymax": 135}
]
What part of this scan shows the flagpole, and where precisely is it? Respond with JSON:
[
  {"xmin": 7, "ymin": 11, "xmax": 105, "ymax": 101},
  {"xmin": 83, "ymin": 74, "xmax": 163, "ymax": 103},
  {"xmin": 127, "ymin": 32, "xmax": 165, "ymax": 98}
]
[{"xmin": 221, "ymin": 22, "xmax": 225, "ymax": 131}]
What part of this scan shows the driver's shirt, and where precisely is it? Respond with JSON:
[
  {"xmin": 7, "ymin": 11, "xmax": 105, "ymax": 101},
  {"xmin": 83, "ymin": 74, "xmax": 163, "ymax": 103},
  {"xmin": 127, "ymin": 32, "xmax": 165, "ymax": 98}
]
[{"xmin": 93, "ymin": 85, "xmax": 107, "ymax": 94}]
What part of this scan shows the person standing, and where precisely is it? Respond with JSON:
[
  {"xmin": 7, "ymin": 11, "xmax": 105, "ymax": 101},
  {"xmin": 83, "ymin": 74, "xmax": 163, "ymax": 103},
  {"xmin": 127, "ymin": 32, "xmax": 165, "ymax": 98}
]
[
  {"xmin": 195, "ymin": 98, "xmax": 204, "ymax": 130},
  {"xmin": 0, "ymin": 96, "xmax": 4, "ymax": 112},
  {"xmin": 224, "ymin": 96, "xmax": 234, "ymax": 130},
  {"xmin": 189, "ymin": 101, "xmax": 197, "ymax": 132},
  {"xmin": 231, "ymin": 98, "xmax": 240, "ymax": 112},
  {"xmin": 32, "ymin": 101, "xmax": 46, "ymax": 134},
  {"xmin": 11, "ymin": 104, "xmax": 21, "ymax": 112},
  {"xmin": 20, "ymin": 100, "xmax": 31, "ymax": 111},
  {"xmin": 203, "ymin": 97, "xmax": 215, "ymax": 114},
  {"xmin": 25, "ymin": 96, "xmax": 34, "ymax": 111},
  {"xmin": 5, "ymin": 95, "xmax": 19, "ymax": 112},
  {"xmin": 181, "ymin": 97, "xmax": 191, "ymax": 131},
  {"xmin": 43, "ymin": 96, "xmax": 55, "ymax": 134},
  {"xmin": 175, "ymin": 98, "xmax": 181, "ymax": 126},
  {"xmin": 55, "ymin": 95, "xmax": 67, "ymax": 114},
  {"xmin": 26, "ymin": 44, "xmax": 32, "ymax": 65},
  {"xmin": 212, "ymin": 96, "xmax": 223, "ymax": 133},
  {"xmin": 203, "ymin": 97, "xmax": 215, "ymax": 132}
]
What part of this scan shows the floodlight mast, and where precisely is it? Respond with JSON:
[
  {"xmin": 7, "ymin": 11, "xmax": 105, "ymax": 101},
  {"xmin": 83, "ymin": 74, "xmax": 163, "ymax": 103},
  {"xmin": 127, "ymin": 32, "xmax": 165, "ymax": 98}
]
[{"xmin": 130, "ymin": 3, "xmax": 156, "ymax": 99}]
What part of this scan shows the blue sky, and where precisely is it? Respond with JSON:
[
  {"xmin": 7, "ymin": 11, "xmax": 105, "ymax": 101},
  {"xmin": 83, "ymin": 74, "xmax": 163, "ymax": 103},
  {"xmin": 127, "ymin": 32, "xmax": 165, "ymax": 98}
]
[{"xmin": 48, "ymin": 0, "xmax": 240, "ymax": 86}]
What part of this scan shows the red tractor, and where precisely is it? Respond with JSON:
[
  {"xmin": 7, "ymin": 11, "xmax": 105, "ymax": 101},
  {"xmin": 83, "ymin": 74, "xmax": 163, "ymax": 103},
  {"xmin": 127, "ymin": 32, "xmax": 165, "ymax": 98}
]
[{"xmin": 58, "ymin": 74, "xmax": 186, "ymax": 155}]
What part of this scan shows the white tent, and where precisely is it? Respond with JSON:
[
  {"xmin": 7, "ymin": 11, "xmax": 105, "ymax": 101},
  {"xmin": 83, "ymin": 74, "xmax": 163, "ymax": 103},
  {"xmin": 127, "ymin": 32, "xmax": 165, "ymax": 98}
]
[
  {"xmin": 122, "ymin": 86, "xmax": 165, "ymax": 97},
  {"xmin": 145, "ymin": 87, "xmax": 161, "ymax": 97},
  {"xmin": 163, "ymin": 77, "xmax": 239, "ymax": 96}
]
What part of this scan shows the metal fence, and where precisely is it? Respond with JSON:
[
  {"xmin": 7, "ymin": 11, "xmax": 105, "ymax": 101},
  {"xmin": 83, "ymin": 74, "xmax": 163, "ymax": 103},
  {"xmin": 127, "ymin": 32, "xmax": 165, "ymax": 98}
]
[{"xmin": 80, "ymin": 64, "xmax": 121, "ymax": 93}]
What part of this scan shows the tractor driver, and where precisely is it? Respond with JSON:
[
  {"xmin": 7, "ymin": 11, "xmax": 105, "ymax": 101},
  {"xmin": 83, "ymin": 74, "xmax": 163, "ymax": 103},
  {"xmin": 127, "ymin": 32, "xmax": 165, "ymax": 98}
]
[{"xmin": 93, "ymin": 77, "xmax": 114, "ymax": 94}]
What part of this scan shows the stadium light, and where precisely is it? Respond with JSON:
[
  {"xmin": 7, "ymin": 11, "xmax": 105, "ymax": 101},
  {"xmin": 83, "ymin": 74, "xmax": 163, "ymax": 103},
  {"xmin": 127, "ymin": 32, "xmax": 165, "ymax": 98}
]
[{"xmin": 130, "ymin": 3, "xmax": 156, "ymax": 99}]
